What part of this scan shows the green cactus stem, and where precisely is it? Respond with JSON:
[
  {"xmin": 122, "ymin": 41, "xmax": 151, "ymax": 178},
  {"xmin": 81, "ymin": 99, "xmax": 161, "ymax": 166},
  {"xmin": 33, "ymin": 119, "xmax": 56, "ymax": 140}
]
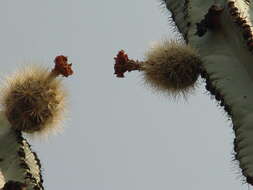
[
  {"xmin": 0, "ymin": 112, "xmax": 43, "ymax": 190},
  {"xmin": 114, "ymin": 0, "xmax": 253, "ymax": 186}
]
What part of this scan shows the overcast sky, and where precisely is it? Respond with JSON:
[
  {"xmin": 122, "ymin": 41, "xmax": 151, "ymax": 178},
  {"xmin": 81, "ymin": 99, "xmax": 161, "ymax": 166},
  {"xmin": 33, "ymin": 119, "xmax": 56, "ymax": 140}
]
[{"xmin": 0, "ymin": 0, "xmax": 250, "ymax": 190}]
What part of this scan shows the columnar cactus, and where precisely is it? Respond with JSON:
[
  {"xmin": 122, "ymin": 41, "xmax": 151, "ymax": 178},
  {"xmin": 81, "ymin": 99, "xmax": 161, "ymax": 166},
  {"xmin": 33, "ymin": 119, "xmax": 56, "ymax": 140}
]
[
  {"xmin": 114, "ymin": 0, "xmax": 253, "ymax": 186},
  {"xmin": 0, "ymin": 56, "xmax": 73, "ymax": 190}
]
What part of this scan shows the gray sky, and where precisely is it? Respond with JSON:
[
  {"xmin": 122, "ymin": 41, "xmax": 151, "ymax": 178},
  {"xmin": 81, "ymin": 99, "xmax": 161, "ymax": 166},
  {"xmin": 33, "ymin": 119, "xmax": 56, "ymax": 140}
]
[{"xmin": 0, "ymin": 0, "xmax": 249, "ymax": 190}]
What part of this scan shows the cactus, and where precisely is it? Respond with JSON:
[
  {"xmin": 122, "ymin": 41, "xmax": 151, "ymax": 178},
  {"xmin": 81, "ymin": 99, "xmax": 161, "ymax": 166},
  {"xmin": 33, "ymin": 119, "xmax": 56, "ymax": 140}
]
[
  {"xmin": 0, "ymin": 55, "xmax": 73, "ymax": 190},
  {"xmin": 114, "ymin": 0, "xmax": 253, "ymax": 186}
]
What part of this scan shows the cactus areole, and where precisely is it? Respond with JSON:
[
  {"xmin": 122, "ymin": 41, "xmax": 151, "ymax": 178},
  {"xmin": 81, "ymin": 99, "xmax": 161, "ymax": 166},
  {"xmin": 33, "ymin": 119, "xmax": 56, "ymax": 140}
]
[{"xmin": 162, "ymin": 0, "xmax": 253, "ymax": 185}]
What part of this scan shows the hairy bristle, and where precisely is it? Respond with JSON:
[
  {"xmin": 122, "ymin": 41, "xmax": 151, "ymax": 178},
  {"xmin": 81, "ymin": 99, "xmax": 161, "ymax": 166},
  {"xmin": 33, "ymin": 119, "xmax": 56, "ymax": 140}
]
[
  {"xmin": 142, "ymin": 40, "xmax": 201, "ymax": 96},
  {"xmin": 0, "ymin": 65, "xmax": 66, "ymax": 135}
]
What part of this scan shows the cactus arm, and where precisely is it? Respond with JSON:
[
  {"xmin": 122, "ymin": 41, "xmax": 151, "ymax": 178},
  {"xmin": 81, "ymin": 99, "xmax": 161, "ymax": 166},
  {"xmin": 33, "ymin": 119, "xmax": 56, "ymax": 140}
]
[
  {"xmin": 0, "ymin": 112, "xmax": 43, "ymax": 190},
  {"xmin": 164, "ymin": 0, "xmax": 253, "ymax": 184}
]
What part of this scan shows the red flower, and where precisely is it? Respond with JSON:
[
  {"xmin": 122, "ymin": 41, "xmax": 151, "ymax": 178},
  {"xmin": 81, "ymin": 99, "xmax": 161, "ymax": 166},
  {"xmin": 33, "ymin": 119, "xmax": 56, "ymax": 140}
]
[
  {"xmin": 53, "ymin": 55, "xmax": 73, "ymax": 77},
  {"xmin": 114, "ymin": 50, "xmax": 129, "ymax": 78}
]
